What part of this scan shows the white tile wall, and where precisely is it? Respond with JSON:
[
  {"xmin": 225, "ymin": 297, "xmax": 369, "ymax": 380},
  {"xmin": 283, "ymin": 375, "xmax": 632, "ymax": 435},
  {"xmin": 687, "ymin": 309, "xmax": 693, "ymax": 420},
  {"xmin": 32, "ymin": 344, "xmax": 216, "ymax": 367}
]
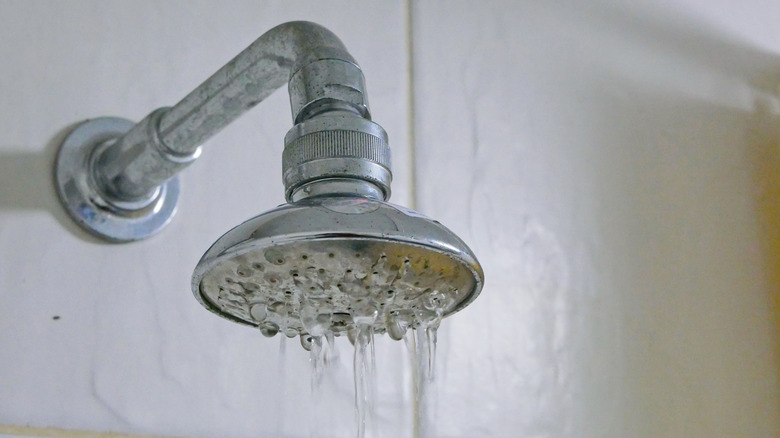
[
  {"xmin": 1, "ymin": 1, "xmax": 779, "ymax": 437},
  {"xmin": 0, "ymin": 1, "xmax": 410, "ymax": 437}
]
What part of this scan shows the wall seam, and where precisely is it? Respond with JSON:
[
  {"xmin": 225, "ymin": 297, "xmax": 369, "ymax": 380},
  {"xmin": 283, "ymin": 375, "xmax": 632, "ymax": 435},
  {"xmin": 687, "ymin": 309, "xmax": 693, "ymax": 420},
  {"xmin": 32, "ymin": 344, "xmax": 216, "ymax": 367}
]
[{"xmin": 404, "ymin": 0, "xmax": 418, "ymax": 210}]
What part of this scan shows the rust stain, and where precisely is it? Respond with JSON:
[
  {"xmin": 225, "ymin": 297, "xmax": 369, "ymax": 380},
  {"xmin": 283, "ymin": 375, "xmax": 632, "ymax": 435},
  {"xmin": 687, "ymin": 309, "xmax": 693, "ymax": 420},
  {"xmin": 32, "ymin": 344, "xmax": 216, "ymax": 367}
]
[
  {"xmin": 748, "ymin": 102, "xmax": 780, "ymax": 382},
  {"xmin": 0, "ymin": 424, "xmax": 186, "ymax": 438}
]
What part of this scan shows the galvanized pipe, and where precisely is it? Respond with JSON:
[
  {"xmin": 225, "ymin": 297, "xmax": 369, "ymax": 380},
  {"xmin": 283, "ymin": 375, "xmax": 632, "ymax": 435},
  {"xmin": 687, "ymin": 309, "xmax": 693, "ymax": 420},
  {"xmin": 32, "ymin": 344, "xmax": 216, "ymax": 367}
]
[{"xmin": 95, "ymin": 21, "xmax": 372, "ymax": 202}]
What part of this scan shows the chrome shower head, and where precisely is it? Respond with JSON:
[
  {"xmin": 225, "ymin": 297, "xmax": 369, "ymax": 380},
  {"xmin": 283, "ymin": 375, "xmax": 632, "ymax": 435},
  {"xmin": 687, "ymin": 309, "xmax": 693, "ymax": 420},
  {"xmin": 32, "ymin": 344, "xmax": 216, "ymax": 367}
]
[
  {"xmin": 52, "ymin": 21, "xmax": 484, "ymax": 349},
  {"xmin": 191, "ymin": 196, "xmax": 483, "ymax": 345}
]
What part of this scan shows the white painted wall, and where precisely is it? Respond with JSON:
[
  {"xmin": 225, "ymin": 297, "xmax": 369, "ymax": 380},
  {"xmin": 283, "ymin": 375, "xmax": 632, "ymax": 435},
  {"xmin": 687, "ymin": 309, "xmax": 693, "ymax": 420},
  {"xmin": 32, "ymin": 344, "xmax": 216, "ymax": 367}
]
[
  {"xmin": 1, "ymin": 1, "xmax": 779, "ymax": 437},
  {"xmin": 413, "ymin": 1, "xmax": 780, "ymax": 437}
]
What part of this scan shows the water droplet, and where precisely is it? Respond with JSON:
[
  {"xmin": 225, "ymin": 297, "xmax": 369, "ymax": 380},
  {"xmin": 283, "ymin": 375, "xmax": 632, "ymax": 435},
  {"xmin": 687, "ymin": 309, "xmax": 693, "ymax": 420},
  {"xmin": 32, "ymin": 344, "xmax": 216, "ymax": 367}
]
[
  {"xmin": 353, "ymin": 308, "xmax": 378, "ymax": 326},
  {"xmin": 331, "ymin": 312, "xmax": 352, "ymax": 329},
  {"xmin": 285, "ymin": 327, "xmax": 298, "ymax": 338},
  {"xmin": 267, "ymin": 301, "xmax": 286, "ymax": 314},
  {"xmin": 423, "ymin": 291, "xmax": 445, "ymax": 311},
  {"xmin": 242, "ymin": 282, "xmax": 260, "ymax": 292},
  {"xmin": 347, "ymin": 328, "xmax": 357, "ymax": 346},
  {"xmin": 386, "ymin": 314, "xmax": 407, "ymax": 341},
  {"xmin": 300, "ymin": 334, "xmax": 313, "ymax": 351},
  {"xmin": 259, "ymin": 322, "xmax": 279, "ymax": 338},
  {"xmin": 249, "ymin": 303, "xmax": 267, "ymax": 321},
  {"xmin": 264, "ymin": 249, "xmax": 286, "ymax": 265}
]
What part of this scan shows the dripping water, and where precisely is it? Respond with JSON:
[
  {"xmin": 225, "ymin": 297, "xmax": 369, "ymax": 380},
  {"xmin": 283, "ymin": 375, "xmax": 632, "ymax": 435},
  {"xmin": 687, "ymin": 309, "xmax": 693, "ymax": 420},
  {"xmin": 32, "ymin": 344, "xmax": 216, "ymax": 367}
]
[
  {"xmin": 275, "ymin": 335, "xmax": 287, "ymax": 437},
  {"xmin": 405, "ymin": 319, "xmax": 441, "ymax": 438},
  {"xmin": 307, "ymin": 332, "xmax": 344, "ymax": 437},
  {"xmin": 239, "ymin": 249, "xmax": 456, "ymax": 437},
  {"xmin": 353, "ymin": 322, "xmax": 377, "ymax": 438}
]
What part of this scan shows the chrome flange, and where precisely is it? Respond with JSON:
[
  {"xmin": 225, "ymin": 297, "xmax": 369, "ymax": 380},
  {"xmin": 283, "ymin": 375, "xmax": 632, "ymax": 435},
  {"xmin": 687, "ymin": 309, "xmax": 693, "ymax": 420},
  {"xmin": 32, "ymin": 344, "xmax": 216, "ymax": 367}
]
[{"xmin": 54, "ymin": 117, "xmax": 180, "ymax": 242}]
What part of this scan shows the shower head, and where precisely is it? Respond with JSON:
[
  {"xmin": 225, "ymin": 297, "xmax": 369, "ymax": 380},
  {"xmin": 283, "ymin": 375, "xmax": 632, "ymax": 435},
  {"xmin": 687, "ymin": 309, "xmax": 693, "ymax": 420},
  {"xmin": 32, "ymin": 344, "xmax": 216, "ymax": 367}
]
[
  {"xmin": 53, "ymin": 21, "xmax": 483, "ymax": 347},
  {"xmin": 191, "ymin": 197, "xmax": 483, "ymax": 344}
]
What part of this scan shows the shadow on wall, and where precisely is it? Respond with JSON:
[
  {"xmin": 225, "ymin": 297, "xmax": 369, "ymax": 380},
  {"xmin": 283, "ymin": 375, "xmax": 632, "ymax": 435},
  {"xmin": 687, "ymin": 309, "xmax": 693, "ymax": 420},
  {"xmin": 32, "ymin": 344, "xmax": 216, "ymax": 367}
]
[
  {"xmin": 0, "ymin": 123, "xmax": 106, "ymax": 244},
  {"xmin": 583, "ymin": 4, "xmax": 780, "ymax": 435},
  {"xmin": 428, "ymin": 2, "xmax": 780, "ymax": 436},
  {"xmin": 748, "ymin": 97, "xmax": 780, "ymax": 387}
]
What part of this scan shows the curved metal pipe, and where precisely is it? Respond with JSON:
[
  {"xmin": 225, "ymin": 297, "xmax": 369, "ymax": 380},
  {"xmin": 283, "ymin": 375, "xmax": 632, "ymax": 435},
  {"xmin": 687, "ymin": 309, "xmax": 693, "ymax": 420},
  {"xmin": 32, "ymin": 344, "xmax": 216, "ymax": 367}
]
[
  {"xmin": 158, "ymin": 21, "xmax": 368, "ymax": 155},
  {"xmin": 55, "ymin": 21, "xmax": 391, "ymax": 242},
  {"xmin": 97, "ymin": 21, "xmax": 371, "ymax": 201}
]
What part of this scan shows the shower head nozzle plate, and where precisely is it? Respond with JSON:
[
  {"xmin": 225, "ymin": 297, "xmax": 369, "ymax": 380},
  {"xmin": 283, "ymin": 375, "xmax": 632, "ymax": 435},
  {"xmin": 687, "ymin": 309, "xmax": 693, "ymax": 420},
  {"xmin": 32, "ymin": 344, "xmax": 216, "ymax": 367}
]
[{"xmin": 192, "ymin": 198, "xmax": 483, "ymax": 343}]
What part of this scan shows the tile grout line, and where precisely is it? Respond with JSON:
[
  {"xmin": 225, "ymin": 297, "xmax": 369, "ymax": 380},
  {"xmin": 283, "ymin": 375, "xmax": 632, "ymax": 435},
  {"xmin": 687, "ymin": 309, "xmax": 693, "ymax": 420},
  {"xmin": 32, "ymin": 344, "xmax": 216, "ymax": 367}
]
[
  {"xmin": 402, "ymin": 7, "xmax": 421, "ymax": 438},
  {"xmin": 0, "ymin": 425, "xmax": 188, "ymax": 438},
  {"xmin": 404, "ymin": 0, "xmax": 418, "ymax": 210}
]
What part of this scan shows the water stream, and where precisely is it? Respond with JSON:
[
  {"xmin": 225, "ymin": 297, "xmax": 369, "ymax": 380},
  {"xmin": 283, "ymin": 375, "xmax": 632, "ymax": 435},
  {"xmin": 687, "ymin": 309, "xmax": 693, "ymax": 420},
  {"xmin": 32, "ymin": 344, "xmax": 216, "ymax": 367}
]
[
  {"xmin": 271, "ymin": 318, "xmax": 442, "ymax": 438},
  {"xmin": 405, "ymin": 322, "xmax": 440, "ymax": 438}
]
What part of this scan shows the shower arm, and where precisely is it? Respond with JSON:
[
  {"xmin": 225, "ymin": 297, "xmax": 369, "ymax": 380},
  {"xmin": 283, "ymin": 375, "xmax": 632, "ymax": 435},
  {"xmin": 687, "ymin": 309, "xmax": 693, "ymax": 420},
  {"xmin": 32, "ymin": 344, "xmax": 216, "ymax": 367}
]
[{"xmin": 55, "ymin": 21, "xmax": 392, "ymax": 242}]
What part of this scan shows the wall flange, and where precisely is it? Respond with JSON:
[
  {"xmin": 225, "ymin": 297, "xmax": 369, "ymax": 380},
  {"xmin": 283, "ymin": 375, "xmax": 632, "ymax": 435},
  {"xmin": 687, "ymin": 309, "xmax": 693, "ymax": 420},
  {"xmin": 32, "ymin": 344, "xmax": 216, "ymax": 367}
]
[{"xmin": 54, "ymin": 117, "xmax": 180, "ymax": 242}]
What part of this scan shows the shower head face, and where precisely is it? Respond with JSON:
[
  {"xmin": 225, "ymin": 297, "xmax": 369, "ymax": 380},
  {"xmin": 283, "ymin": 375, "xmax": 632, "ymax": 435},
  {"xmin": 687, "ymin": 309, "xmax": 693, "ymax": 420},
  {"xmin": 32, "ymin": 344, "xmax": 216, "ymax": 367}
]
[{"xmin": 192, "ymin": 197, "xmax": 483, "ymax": 342}]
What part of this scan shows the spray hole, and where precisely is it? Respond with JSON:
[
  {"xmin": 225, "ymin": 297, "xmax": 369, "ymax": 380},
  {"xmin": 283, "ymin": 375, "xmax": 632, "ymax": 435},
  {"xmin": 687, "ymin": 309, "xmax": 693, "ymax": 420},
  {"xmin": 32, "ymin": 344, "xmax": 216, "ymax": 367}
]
[
  {"xmin": 328, "ymin": 253, "xmax": 335, "ymax": 258},
  {"xmin": 355, "ymin": 253, "xmax": 361, "ymax": 258},
  {"xmin": 346, "ymin": 269, "xmax": 352, "ymax": 274},
  {"xmin": 318, "ymin": 268, "xmax": 325, "ymax": 274},
  {"xmin": 253, "ymin": 263, "xmax": 264, "ymax": 270},
  {"xmin": 284, "ymin": 290, "xmax": 292, "ymax": 296},
  {"xmin": 301, "ymin": 255, "xmax": 308, "ymax": 260}
]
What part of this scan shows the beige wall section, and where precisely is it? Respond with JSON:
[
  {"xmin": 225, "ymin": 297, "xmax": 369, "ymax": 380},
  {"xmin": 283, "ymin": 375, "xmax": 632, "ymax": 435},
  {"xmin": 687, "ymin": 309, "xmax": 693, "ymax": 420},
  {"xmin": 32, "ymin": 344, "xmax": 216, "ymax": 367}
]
[
  {"xmin": 0, "ymin": 1, "xmax": 410, "ymax": 437},
  {"xmin": 411, "ymin": 1, "xmax": 780, "ymax": 437}
]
